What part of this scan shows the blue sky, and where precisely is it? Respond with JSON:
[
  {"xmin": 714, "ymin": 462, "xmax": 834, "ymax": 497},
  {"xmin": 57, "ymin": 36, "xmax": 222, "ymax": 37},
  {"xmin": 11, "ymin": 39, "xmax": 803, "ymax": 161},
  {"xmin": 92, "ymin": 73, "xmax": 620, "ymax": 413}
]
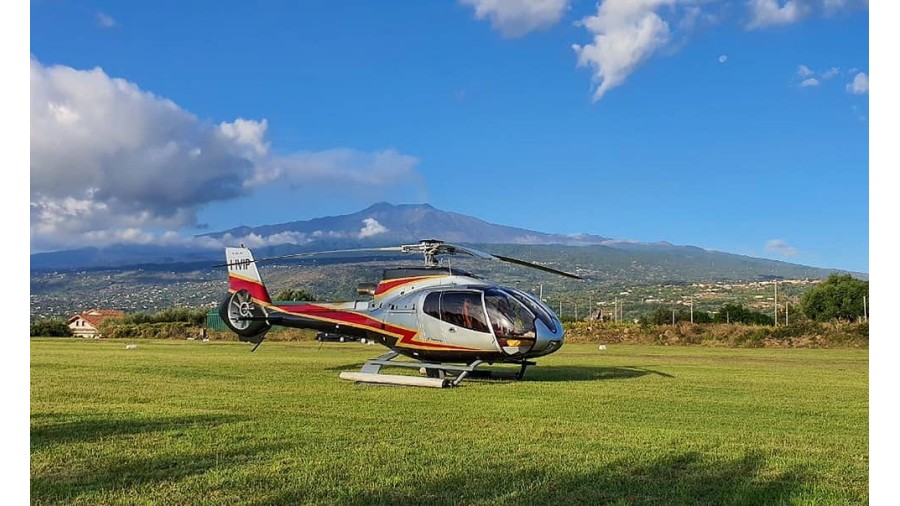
[{"xmin": 28, "ymin": 1, "xmax": 871, "ymax": 272}]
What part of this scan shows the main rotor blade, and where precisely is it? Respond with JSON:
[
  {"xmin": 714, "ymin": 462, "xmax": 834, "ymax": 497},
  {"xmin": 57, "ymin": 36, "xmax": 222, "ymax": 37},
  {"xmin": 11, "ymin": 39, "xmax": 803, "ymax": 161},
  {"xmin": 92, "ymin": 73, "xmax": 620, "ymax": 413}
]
[
  {"xmin": 492, "ymin": 254, "xmax": 583, "ymax": 280},
  {"xmin": 214, "ymin": 246, "xmax": 405, "ymax": 268},
  {"xmin": 442, "ymin": 243, "xmax": 582, "ymax": 280},
  {"xmin": 442, "ymin": 244, "xmax": 496, "ymax": 260}
]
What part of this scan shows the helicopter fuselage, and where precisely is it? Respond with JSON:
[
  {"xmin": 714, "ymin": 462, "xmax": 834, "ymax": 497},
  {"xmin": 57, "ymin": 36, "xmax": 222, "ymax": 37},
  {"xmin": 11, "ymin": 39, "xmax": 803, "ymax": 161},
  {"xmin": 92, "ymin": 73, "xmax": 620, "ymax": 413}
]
[{"xmin": 222, "ymin": 261, "xmax": 566, "ymax": 364}]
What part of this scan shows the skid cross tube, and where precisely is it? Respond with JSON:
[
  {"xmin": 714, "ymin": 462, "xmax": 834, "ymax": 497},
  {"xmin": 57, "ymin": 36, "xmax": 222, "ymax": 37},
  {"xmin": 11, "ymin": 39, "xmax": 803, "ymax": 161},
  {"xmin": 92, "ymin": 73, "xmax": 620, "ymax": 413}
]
[
  {"xmin": 349, "ymin": 352, "xmax": 486, "ymax": 387},
  {"xmin": 345, "ymin": 352, "xmax": 536, "ymax": 387}
]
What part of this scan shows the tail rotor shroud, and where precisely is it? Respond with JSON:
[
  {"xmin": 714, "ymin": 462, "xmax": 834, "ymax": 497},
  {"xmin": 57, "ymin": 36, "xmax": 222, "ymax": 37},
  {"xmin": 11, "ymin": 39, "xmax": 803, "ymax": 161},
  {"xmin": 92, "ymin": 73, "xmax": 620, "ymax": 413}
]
[{"xmin": 219, "ymin": 289, "xmax": 271, "ymax": 343}]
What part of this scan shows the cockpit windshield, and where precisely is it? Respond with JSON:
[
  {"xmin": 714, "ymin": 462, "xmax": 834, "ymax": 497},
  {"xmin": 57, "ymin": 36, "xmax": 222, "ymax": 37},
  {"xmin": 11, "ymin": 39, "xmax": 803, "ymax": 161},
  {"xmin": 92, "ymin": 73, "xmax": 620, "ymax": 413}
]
[
  {"xmin": 504, "ymin": 288, "xmax": 558, "ymax": 333},
  {"xmin": 483, "ymin": 288, "xmax": 536, "ymax": 343}
]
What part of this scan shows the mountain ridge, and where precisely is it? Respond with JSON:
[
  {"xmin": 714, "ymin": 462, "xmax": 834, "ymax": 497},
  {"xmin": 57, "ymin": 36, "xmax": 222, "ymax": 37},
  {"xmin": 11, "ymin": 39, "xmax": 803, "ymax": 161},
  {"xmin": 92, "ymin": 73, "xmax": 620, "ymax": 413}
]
[
  {"xmin": 30, "ymin": 202, "xmax": 865, "ymax": 278},
  {"xmin": 203, "ymin": 202, "xmax": 614, "ymax": 247}
]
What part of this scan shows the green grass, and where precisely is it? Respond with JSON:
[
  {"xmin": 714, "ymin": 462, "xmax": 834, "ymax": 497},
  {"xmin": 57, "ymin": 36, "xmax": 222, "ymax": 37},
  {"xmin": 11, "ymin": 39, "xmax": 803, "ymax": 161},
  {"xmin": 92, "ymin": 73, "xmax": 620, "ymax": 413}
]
[{"xmin": 31, "ymin": 340, "xmax": 868, "ymax": 505}]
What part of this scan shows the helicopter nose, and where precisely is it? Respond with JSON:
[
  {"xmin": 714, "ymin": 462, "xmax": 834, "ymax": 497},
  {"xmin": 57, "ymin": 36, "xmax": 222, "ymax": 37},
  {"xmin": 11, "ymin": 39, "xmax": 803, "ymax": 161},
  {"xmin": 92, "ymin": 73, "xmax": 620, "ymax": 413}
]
[{"xmin": 531, "ymin": 317, "xmax": 565, "ymax": 356}]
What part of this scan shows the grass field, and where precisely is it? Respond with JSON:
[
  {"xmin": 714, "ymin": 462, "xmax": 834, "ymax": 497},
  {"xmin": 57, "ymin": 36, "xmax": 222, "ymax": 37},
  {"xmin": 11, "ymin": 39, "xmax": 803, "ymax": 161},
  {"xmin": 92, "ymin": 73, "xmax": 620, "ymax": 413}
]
[{"xmin": 30, "ymin": 339, "xmax": 868, "ymax": 505}]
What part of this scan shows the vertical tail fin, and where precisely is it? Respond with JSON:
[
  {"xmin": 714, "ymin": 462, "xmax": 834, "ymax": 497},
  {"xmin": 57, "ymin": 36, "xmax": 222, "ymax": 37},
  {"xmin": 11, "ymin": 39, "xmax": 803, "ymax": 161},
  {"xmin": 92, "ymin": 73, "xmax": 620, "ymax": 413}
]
[{"xmin": 225, "ymin": 247, "xmax": 271, "ymax": 304}]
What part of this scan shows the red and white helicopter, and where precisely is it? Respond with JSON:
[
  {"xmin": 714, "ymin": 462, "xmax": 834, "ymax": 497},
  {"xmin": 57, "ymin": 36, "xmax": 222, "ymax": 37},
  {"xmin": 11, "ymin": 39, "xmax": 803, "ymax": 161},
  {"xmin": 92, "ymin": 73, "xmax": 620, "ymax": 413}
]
[{"xmin": 218, "ymin": 240, "xmax": 581, "ymax": 387}]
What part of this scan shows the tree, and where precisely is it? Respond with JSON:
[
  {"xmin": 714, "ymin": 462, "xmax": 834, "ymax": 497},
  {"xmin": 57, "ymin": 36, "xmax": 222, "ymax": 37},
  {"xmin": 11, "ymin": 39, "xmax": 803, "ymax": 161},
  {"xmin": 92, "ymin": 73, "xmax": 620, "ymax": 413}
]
[
  {"xmin": 712, "ymin": 303, "xmax": 774, "ymax": 325},
  {"xmin": 800, "ymin": 274, "xmax": 869, "ymax": 322},
  {"xmin": 30, "ymin": 318, "xmax": 73, "ymax": 337},
  {"xmin": 274, "ymin": 289, "xmax": 316, "ymax": 301}
]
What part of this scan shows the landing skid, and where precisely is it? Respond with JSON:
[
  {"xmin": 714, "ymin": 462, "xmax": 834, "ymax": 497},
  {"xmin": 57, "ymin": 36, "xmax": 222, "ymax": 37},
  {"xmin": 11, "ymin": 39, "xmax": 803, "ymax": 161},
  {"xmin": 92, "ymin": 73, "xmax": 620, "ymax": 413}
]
[{"xmin": 338, "ymin": 351, "xmax": 535, "ymax": 388}]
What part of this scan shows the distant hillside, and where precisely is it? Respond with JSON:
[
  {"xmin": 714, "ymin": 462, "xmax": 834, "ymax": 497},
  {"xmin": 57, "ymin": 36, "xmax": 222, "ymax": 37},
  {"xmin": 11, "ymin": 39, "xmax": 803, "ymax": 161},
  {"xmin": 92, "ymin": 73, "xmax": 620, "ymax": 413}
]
[
  {"xmin": 203, "ymin": 202, "xmax": 612, "ymax": 247},
  {"xmin": 30, "ymin": 202, "xmax": 864, "ymax": 282}
]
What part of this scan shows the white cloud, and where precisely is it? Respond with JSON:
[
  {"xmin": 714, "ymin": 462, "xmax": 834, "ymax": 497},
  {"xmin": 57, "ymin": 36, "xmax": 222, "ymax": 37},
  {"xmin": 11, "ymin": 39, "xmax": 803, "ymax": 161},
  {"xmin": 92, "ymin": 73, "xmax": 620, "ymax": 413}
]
[
  {"xmin": 97, "ymin": 12, "xmax": 117, "ymax": 28},
  {"xmin": 746, "ymin": 0, "xmax": 809, "ymax": 29},
  {"xmin": 218, "ymin": 118, "xmax": 269, "ymax": 157},
  {"xmin": 792, "ymin": 64, "xmax": 851, "ymax": 89},
  {"xmin": 797, "ymin": 64, "xmax": 814, "ymax": 78},
  {"xmin": 746, "ymin": 0, "xmax": 867, "ymax": 29},
  {"xmin": 718, "ymin": 54, "xmax": 728, "ymax": 63},
  {"xmin": 799, "ymin": 77, "xmax": 819, "ymax": 87},
  {"xmin": 30, "ymin": 58, "xmax": 422, "ymax": 251},
  {"xmin": 846, "ymin": 71, "xmax": 868, "ymax": 94},
  {"xmin": 358, "ymin": 218, "xmax": 388, "ymax": 238},
  {"xmin": 573, "ymin": 0, "xmax": 691, "ymax": 102},
  {"xmin": 822, "ymin": 66, "xmax": 841, "ymax": 79},
  {"xmin": 765, "ymin": 239, "xmax": 798, "ymax": 257},
  {"xmin": 460, "ymin": 0, "xmax": 569, "ymax": 37}
]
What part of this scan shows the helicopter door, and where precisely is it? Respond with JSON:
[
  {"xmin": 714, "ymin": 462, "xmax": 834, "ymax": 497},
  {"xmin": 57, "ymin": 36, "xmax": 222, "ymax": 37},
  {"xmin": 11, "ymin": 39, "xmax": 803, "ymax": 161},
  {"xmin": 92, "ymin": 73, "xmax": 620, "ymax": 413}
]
[
  {"xmin": 484, "ymin": 289, "xmax": 537, "ymax": 356},
  {"xmin": 420, "ymin": 291, "xmax": 495, "ymax": 351}
]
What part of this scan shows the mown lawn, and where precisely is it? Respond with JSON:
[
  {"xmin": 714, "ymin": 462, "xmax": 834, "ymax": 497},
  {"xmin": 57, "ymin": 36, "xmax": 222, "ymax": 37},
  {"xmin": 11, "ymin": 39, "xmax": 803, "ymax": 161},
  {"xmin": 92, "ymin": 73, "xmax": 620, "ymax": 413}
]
[{"xmin": 30, "ymin": 339, "xmax": 868, "ymax": 505}]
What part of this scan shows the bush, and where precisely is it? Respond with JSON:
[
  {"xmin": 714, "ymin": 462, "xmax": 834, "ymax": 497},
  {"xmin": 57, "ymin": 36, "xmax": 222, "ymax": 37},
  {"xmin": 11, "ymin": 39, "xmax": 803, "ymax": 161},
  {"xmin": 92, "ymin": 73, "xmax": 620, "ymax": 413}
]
[
  {"xmin": 713, "ymin": 303, "xmax": 774, "ymax": 325},
  {"xmin": 639, "ymin": 308, "xmax": 713, "ymax": 325},
  {"xmin": 99, "ymin": 321, "xmax": 197, "ymax": 340},
  {"xmin": 30, "ymin": 318, "xmax": 73, "ymax": 337},
  {"xmin": 562, "ymin": 320, "xmax": 867, "ymax": 348},
  {"xmin": 121, "ymin": 308, "xmax": 206, "ymax": 325}
]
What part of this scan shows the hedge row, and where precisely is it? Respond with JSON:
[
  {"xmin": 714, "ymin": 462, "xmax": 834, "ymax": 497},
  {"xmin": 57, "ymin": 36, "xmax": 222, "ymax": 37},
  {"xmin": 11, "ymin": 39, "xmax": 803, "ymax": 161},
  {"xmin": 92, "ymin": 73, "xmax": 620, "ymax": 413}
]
[
  {"xmin": 75, "ymin": 320, "xmax": 870, "ymax": 349},
  {"xmin": 563, "ymin": 321, "xmax": 868, "ymax": 348}
]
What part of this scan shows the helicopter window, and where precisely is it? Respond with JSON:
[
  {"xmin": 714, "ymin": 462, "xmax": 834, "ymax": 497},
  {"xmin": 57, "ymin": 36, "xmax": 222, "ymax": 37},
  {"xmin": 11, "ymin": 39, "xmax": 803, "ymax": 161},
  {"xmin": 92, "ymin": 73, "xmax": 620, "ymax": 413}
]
[
  {"xmin": 506, "ymin": 288, "xmax": 557, "ymax": 333},
  {"xmin": 439, "ymin": 292, "xmax": 490, "ymax": 333},
  {"xmin": 423, "ymin": 292, "xmax": 440, "ymax": 319},
  {"xmin": 484, "ymin": 289, "xmax": 536, "ymax": 342}
]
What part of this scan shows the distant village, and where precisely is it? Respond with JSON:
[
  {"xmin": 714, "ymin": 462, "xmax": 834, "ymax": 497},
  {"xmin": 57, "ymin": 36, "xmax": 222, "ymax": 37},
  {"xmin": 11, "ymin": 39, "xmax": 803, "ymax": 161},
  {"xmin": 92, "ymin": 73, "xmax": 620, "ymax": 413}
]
[{"xmin": 42, "ymin": 278, "xmax": 826, "ymax": 335}]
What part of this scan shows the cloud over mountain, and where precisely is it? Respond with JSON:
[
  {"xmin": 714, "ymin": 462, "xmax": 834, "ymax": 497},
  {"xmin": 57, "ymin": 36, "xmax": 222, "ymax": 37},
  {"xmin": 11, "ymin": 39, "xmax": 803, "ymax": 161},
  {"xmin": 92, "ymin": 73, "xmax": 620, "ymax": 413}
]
[{"xmin": 30, "ymin": 58, "xmax": 423, "ymax": 252}]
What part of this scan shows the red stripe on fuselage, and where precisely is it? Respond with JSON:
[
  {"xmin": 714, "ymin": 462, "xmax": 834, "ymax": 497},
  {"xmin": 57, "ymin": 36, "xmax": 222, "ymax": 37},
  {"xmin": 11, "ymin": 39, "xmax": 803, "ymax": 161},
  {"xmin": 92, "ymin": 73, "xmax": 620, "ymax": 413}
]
[
  {"xmin": 272, "ymin": 303, "xmax": 479, "ymax": 351},
  {"xmin": 374, "ymin": 276, "xmax": 443, "ymax": 297},
  {"xmin": 228, "ymin": 274, "xmax": 271, "ymax": 303}
]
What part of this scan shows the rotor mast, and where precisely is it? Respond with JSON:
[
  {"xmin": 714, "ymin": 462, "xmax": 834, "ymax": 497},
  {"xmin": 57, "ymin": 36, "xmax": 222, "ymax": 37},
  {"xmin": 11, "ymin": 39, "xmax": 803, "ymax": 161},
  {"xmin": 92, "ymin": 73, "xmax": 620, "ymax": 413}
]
[{"xmin": 402, "ymin": 239, "xmax": 445, "ymax": 267}]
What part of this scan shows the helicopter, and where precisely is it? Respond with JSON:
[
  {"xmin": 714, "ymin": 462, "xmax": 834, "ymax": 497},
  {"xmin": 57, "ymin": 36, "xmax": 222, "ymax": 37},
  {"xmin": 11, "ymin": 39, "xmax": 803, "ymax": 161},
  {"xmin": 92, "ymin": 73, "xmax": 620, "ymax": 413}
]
[{"xmin": 217, "ymin": 240, "xmax": 582, "ymax": 387}]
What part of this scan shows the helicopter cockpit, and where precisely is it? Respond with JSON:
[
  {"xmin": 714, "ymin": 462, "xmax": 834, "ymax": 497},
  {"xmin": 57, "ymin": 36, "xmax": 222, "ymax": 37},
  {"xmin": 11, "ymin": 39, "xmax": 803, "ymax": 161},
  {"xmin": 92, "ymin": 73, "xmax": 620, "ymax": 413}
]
[{"xmin": 420, "ymin": 286, "xmax": 563, "ymax": 357}]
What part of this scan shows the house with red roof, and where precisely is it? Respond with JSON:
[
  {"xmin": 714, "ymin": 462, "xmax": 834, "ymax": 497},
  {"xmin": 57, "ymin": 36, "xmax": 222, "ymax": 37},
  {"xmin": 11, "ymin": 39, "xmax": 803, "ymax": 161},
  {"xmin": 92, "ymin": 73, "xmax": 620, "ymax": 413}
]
[{"xmin": 67, "ymin": 309, "xmax": 125, "ymax": 338}]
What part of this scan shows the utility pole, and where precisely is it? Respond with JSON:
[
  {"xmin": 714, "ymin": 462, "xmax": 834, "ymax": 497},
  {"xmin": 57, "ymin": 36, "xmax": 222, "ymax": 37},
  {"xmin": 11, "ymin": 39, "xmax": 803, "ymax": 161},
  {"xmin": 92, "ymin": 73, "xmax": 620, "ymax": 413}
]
[
  {"xmin": 575, "ymin": 302, "xmax": 578, "ymax": 321},
  {"xmin": 672, "ymin": 309, "xmax": 675, "ymax": 325},
  {"xmin": 863, "ymin": 296, "xmax": 868, "ymax": 323},
  {"xmin": 690, "ymin": 296, "xmax": 694, "ymax": 324},
  {"xmin": 786, "ymin": 301, "xmax": 789, "ymax": 326},
  {"xmin": 614, "ymin": 298, "xmax": 618, "ymax": 324},
  {"xmin": 539, "ymin": 284, "xmax": 543, "ymax": 301},
  {"xmin": 774, "ymin": 279, "xmax": 778, "ymax": 326}
]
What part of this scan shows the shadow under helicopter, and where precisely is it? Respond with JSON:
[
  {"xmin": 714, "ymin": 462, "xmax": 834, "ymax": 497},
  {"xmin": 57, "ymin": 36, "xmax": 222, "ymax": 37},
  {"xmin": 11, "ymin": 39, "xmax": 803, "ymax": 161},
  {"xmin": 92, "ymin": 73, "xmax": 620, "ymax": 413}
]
[{"xmin": 326, "ymin": 363, "xmax": 674, "ymax": 383}]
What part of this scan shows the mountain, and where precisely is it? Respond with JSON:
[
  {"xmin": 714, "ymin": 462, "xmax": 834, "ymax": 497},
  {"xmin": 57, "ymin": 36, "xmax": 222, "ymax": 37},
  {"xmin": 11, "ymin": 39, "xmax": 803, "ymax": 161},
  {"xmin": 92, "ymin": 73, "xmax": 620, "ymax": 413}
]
[
  {"xmin": 30, "ymin": 202, "xmax": 863, "ymax": 280},
  {"xmin": 29, "ymin": 244, "xmax": 221, "ymax": 271},
  {"xmin": 203, "ymin": 202, "xmax": 613, "ymax": 247},
  {"xmin": 31, "ymin": 203, "xmax": 868, "ymax": 320},
  {"xmin": 31, "ymin": 202, "xmax": 614, "ymax": 270}
]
